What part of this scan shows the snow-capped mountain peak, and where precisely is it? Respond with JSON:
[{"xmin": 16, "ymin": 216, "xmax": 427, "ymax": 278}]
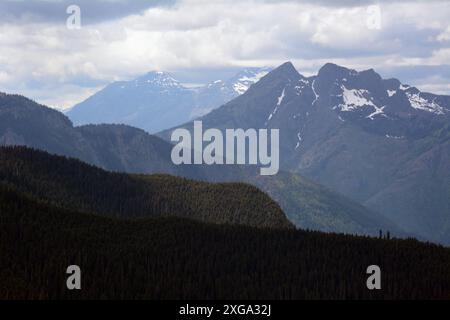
[
  {"xmin": 201, "ymin": 67, "xmax": 272, "ymax": 95},
  {"xmin": 135, "ymin": 71, "xmax": 184, "ymax": 89},
  {"xmin": 188, "ymin": 67, "xmax": 273, "ymax": 119},
  {"xmin": 229, "ymin": 67, "xmax": 272, "ymax": 94},
  {"xmin": 68, "ymin": 67, "xmax": 274, "ymax": 133},
  {"xmin": 311, "ymin": 63, "xmax": 449, "ymax": 119}
]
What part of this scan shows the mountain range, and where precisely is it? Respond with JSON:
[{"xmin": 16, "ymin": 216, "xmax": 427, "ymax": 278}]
[
  {"xmin": 0, "ymin": 90, "xmax": 400, "ymax": 237},
  {"xmin": 67, "ymin": 67, "xmax": 271, "ymax": 133},
  {"xmin": 2, "ymin": 60, "xmax": 449, "ymax": 243},
  {"xmin": 160, "ymin": 62, "xmax": 450, "ymax": 244}
]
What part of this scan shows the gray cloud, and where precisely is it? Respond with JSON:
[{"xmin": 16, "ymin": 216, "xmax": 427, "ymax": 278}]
[
  {"xmin": 1, "ymin": 0, "xmax": 446, "ymax": 25},
  {"xmin": 0, "ymin": 0, "xmax": 176, "ymax": 24}
]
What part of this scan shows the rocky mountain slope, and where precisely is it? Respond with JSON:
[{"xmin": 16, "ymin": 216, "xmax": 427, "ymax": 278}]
[{"xmin": 160, "ymin": 62, "xmax": 450, "ymax": 244}]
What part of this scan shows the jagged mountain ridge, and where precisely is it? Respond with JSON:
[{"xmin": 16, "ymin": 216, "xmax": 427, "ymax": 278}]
[{"xmin": 159, "ymin": 61, "xmax": 450, "ymax": 244}]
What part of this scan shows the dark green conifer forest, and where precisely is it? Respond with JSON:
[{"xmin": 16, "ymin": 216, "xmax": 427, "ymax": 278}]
[{"xmin": 1, "ymin": 147, "xmax": 449, "ymax": 299}]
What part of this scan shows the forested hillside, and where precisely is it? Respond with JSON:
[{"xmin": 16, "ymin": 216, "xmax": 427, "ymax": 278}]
[
  {"xmin": 0, "ymin": 146, "xmax": 292, "ymax": 229},
  {"xmin": 0, "ymin": 92, "xmax": 402, "ymax": 237},
  {"xmin": 1, "ymin": 184, "xmax": 449, "ymax": 299}
]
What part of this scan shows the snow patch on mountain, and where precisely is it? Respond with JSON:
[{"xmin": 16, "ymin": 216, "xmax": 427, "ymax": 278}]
[
  {"xmin": 311, "ymin": 79, "xmax": 319, "ymax": 105},
  {"xmin": 387, "ymin": 90, "xmax": 396, "ymax": 97},
  {"xmin": 385, "ymin": 134, "xmax": 404, "ymax": 139},
  {"xmin": 367, "ymin": 105, "xmax": 386, "ymax": 120},
  {"xmin": 233, "ymin": 82, "xmax": 249, "ymax": 95},
  {"xmin": 137, "ymin": 72, "xmax": 183, "ymax": 89},
  {"xmin": 299, "ymin": 79, "xmax": 309, "ymax": 85},
  {"xmin": 207, "ymin": 80, "xmax": 223, "ymax": 88},
  {"xmin": 277, "ymin": 88, "xmax": 286, "ymax": 106},
  {"xmin": 337, "ymin": 85, "xmax": 376, "ymax": 111},
  {"xmin": 231, "ymin": 69, "xmax": 270, "ymax": 95},
  {"xmin": 294, "ymin": 78, "xmax": 310, "ymax": 95},
  {"xmin": 238, "ymin": 71, "xmax": 269, "ymax": 84},
  {"xmin": 405, "ymin": 92, "xmax": 445, "ymax": 115},
  {"xmin": 295, "ymin": 132, "xmax": 302, "ymax": 150},
  {"xmin": 265, "ymin": 88, "xmax": 286, "ymax": 125}
]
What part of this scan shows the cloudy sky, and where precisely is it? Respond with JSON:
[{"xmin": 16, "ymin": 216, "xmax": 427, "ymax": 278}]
[{"xmin": 0, "ymin": 0, "xmax": 449, "ymax": 109}]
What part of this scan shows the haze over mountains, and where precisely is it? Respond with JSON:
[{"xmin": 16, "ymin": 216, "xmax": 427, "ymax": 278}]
[
  {"xmin": 67, "ymin": 67, "xmax": 271, "ymax": 133},
  {"xmin": 161, "ymin": 62, "xmax": 450, "ymax": 244},
  {"xmin": 1, "ymin": 60, "xmax": 449, "ymax": 244}
]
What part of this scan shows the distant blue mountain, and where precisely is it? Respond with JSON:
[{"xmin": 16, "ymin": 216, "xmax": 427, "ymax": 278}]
[{"xmin": 66, "ymin": 67, "xmax": 271, "ymax": 133}]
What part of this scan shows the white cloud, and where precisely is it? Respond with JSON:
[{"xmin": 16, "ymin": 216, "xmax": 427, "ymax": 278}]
[
  {"xmin": 437, "ymin": 25, "xmax": 450, "ymax": 42},
  {"xmin": 0, "ymin": 0, "xmax": 449, "ymax": 108}
]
